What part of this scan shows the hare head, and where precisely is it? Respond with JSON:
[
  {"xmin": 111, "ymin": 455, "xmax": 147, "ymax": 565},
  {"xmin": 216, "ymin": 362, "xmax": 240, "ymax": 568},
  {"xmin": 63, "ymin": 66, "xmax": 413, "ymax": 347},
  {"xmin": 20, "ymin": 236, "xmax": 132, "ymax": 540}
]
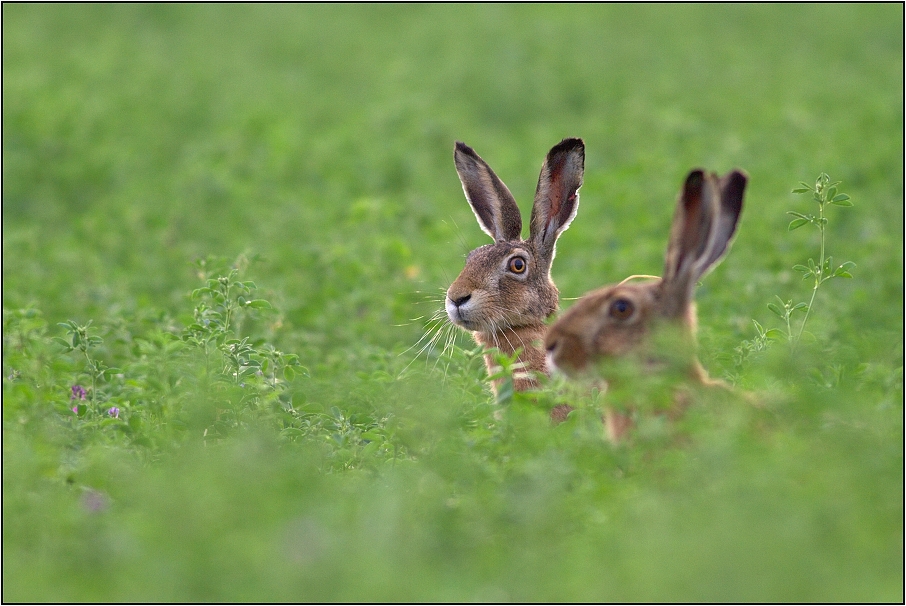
[
  {"xmin": 545, "ymin": 168, "xmax": 746, "ymax": 382},
  {"xmin": 446, "ymin": 138, "xmax": 584, "ymax": 392}
]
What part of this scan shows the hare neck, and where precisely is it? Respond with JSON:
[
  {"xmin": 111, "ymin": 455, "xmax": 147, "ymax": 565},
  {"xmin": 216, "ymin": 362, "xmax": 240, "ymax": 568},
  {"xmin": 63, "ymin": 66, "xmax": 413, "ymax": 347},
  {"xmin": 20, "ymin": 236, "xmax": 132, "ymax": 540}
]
[{"xmin": 473, "ymin": 323, "xmax": 547, "ymax": 392}]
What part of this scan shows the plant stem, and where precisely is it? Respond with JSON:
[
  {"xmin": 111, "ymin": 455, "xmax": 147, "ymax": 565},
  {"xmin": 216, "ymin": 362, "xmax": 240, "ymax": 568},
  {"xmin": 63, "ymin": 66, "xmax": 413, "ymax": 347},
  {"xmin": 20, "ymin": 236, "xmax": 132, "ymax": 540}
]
[
  {"xmin": 793, "ymin": 192, "xmax": 826, "ymax": 351},
  {"xmin": 85, "ymin": 349, "xmax": 97, "ymax": 402},
  {"xmin": 784, "ymin": 308, "xmax": 794, "ymax": 346}
]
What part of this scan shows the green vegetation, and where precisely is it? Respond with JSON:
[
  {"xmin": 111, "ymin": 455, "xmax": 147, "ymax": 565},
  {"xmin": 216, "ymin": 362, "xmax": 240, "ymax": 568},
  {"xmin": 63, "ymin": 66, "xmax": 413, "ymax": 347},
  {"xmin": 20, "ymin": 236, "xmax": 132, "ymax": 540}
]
[{"xmin": 3, "ymin": 4, "xmax": 902, "ymax": 602}]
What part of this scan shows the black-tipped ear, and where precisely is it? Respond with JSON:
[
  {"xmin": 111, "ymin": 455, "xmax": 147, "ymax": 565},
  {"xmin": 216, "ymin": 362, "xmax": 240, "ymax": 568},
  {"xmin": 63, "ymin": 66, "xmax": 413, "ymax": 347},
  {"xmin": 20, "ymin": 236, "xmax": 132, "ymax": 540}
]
[
  {"xmin": 663, "ymin": 169, "xmax": 712, "ymax": 286},
  {"xmin": 454, "ymin": 142, "xmax": 522, "ymax": 242},
  {"xmin": 662, "ymin": 168, "xmax": 746, "ymax": 318},
  {"xmin": 529, "ymin": 138, "xmax": 585, "ymax": 269}
]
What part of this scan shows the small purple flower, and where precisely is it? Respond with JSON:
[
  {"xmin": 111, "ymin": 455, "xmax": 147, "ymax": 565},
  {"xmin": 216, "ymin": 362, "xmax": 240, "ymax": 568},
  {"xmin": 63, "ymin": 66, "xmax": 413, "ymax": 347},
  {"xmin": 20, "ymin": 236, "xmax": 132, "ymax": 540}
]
[
  {"xmin": 71, "ymin": 385, "xmax": 87, "ymax": 400},
  {"xmin": 81, "ymin": 489, "xmax": 110, "ymax": 514},
  {"xmin": 107, "ymin": 407, "xmax": 119, "ymax": 418}
]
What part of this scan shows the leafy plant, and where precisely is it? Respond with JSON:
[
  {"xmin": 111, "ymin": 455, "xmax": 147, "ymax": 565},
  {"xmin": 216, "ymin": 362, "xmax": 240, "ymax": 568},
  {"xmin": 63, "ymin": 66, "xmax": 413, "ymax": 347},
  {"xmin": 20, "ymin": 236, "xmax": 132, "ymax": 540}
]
[
  {"xmin": 735, "ymin": 173, "xmax": 856, "ymax": 374},
  {"xmin": 177, "ymin": 261, "xmax": 307, "ymax": 440},
  {"xmin": 53, "ymin": 320, "xmax": 120, "ymax": 411},
  {"xmin": 772, "ymin": 173, "xmax": 855, "ymax": 350}
]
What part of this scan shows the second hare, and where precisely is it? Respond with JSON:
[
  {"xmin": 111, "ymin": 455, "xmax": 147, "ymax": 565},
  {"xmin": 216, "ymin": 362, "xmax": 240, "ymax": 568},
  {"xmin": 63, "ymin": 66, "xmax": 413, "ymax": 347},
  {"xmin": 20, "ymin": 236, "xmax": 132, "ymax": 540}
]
[
  {"xmin": 544, "ymin": 168, "xmax": 747, "ymax": 438},
  {"xmin": 446, "ymin": 138, "xmax": 584, "ymax": 395}
]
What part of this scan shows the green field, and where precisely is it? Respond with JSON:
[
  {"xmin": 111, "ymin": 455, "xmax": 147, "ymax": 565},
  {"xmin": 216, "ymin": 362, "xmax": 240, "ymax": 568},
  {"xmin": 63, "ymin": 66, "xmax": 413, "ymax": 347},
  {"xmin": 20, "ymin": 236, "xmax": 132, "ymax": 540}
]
[{"xmin": 3, "ymin": 4, "xmax": 903, "ymax": 602}]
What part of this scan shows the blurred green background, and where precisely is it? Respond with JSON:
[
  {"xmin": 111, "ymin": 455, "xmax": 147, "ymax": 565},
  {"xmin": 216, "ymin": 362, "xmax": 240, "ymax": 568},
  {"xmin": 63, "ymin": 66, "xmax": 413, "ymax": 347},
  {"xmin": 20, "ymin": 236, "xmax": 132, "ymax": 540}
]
[{"xmin": 3, "ymin": 4, "xmax": 903, "ymax": 602}]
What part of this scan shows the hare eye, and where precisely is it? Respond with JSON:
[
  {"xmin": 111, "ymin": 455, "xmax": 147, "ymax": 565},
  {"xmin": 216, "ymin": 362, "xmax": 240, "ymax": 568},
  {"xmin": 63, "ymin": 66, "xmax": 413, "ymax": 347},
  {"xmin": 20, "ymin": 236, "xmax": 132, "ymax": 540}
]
[
  {"xmin": 609, "ymin": 298, "xmax": 635, "ymax": 320},
  {"xmin": 508, "ymin": 257, "xmax": 527, "ymax": 274}
]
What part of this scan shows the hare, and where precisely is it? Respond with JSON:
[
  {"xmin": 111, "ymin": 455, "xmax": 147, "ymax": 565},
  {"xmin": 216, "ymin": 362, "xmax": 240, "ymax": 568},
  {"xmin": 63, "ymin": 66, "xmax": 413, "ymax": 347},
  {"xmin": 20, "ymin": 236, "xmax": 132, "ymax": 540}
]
[
  {"xmin": 544, "ymin": 168, "xmax": 747, "ymax": 439},
  {"xmin": 446, "ymin": 138, "xmax": 584, "ymax": 395}
]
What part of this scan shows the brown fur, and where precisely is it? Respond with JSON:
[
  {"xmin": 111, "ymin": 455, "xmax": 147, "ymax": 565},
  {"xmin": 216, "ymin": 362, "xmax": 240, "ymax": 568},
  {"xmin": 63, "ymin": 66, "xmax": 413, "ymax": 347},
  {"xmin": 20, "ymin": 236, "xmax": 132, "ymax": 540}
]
[
  {"xmin": 545, "ymin": 168, "xmax": 747, "ymax": 440},
  {"xmin": 446, "ymin": 139, "xmax": 584, "ymax": 397}
]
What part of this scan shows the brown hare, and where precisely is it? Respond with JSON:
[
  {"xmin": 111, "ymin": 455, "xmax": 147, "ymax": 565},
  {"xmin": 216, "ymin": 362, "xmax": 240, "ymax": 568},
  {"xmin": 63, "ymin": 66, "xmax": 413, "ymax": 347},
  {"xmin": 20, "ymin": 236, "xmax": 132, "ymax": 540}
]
[
  {"xmin": 446, "ymin": 138, "xmax": 584, "ymax": 396},
  {"xmin": 544, "ymin": 168, "xmax": 747, "ymax": 440}
]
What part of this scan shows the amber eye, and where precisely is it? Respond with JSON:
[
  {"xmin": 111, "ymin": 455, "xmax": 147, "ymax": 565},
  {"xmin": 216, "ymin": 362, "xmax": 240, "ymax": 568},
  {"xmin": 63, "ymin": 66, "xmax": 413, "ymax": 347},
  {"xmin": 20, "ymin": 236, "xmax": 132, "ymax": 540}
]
[
  {"xmin": 508, "ymin": 256, "xmax": 527, "ymax": 274},
  {"xmin": 609, "ymin": 298, "xmax": 635, "ymax": 320}
]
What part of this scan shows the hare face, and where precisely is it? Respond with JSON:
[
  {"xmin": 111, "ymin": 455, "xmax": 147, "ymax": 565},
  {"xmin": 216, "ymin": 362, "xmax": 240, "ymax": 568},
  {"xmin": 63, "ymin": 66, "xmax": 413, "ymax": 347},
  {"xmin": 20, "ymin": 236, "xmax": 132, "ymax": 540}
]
[
  {"xmin": 545, "ymin": 168, "xmax": 746, "ymax": 383},
  {"xmin": 446, "ymin": 243, "xmax": 558, "ymax": 334},
  {"xmin": 545, "ymin": 282, "xmax": 662, "ymax": 375}
]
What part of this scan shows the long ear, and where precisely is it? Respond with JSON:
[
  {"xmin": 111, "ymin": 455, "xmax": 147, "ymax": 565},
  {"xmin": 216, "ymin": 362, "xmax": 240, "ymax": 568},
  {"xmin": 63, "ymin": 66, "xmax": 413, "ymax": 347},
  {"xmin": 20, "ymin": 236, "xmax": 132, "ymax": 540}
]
[
  {"xmin": 699, "ymin": 169, "xmax": 746, "ymax": 271},
  {"xmin": 454, "ymin": 142, "xmax": 522, "ymax": 242},
  {"xmin": 662, "ymin": 168, "xmax": 746, "ymax": 317},
  {"xmin": 528, "ymin": 138, "xmax": 585, "ymax": 270}
]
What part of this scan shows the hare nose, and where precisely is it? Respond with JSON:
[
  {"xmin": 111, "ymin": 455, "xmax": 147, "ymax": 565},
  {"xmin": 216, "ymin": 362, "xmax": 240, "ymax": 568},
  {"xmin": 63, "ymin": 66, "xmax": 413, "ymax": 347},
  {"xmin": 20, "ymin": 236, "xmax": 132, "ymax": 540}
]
[
  {"xmin": 545, "ymin": 337, "xmax": 559, "ymax": 355},
  {"xmin": 451, "ymin": 294, "xmax": 471, "ymax": 307}
]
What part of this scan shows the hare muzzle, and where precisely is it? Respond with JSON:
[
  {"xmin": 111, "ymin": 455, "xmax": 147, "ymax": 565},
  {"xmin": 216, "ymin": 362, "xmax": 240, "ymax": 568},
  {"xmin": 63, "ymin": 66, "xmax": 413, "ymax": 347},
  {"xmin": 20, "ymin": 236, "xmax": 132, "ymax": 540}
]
[
  {"xmin": 545, "ymin": 328, "xmax": 589, "ymax": 376},
  {"xmin": 445, "ymin": 289, "xmax": 477, "ymax": 330}
]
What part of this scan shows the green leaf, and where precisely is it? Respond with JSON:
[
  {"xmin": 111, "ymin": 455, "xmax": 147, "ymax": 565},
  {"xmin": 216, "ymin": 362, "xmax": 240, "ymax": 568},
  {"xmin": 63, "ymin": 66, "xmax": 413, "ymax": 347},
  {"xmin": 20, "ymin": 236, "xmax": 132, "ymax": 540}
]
[
  {"xmin": 830, "ymin": 196, "xmax": 853, "ymax": 207},
  {"xmin": 825, "ymin": 186, "xmax": 837, "ymax": 201},
  {"xmin": 245, "ymin": 299, "xmax": 272, "ymax": 309},
  {"xmin": 791, "ymin": 187, "xmax": 810, "ymax": 194},
  {"xmin": 283, "ymin": 366, "xmax": 295, "ymax": 382},
  {"xmin": 792, "ymin": 302, "xmax": 809, "ymax": 311},
  {"xmin": 788, "ymin": 218, "xmax": 809, "ymax": 230},
  {"xmin": 51, "ymin": 337, "xmax": 72, "ymax": 349},
  {"xmin": 765, "ymin": 328, "xmax": 786, "ymax": 341},
  {"xmin": 786, "ymin": 211, "xmax": 810, "ymax": 220},
  {"xmin": 361, "ymin": 430, "xmax": 385, "ymax": 442},
  {"xmin": 834, "ymin": 262, "xmax": 855, "ymax": 278},
  {"xmin": 767, "ymin": 303, "xmax": 784, "ymax": 318}
]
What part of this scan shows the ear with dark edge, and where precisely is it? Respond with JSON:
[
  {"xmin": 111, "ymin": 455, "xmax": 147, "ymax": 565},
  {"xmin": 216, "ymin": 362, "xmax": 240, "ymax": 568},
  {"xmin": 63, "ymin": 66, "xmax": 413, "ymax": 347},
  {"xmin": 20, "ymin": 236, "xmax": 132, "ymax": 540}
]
[
  {"xmin": 661, "ymin": 169, "xmax": 717, "ymax": 317},
  {"xmin": 664, "ymin": 169, "xmax": 707, "ymax": 284},
  {"xmin": 661, "ymin": 168, "xmax": 747, "ymax": 318},
  {"xmin": 697, "ymin": 169, "xmax": 746, "ymax": 273},
  {"xmin": 528, "ymin": 137, "xmax": 585, "ymax": 270},
  {"xmin": 454, "ymin": 142, "xmax": 522, "ymax": 242}
]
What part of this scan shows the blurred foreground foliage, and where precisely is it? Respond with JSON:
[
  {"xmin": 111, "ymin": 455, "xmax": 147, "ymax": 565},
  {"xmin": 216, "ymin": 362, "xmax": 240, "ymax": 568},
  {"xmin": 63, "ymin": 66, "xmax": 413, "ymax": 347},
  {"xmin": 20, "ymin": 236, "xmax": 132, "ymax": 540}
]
[{"xmin": 3, "ymin": 3, "xmax": 902, "ymax": 602}]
